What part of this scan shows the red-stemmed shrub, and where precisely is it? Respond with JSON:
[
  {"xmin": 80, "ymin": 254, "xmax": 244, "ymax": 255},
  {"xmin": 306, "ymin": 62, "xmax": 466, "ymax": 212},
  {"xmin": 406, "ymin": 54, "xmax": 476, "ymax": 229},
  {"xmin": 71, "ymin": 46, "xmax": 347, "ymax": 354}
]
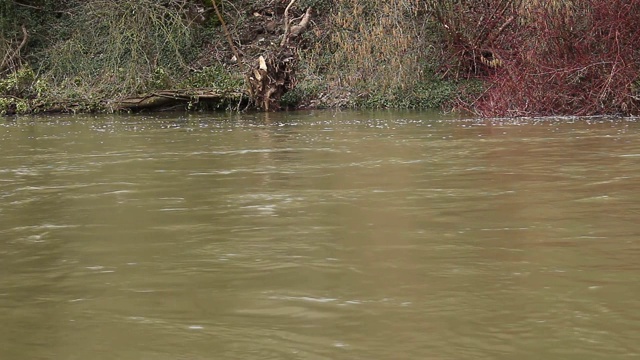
[{"xmin": 431, "ymin": 0, "xmax": 640, "ymax": 116}]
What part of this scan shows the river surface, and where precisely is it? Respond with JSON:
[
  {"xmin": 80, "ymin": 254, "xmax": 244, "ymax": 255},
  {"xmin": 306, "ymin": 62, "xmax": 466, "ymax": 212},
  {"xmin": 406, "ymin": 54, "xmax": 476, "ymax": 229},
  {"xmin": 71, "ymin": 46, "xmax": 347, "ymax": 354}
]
[{"xmin": 1, "ymin": 111, "xmax": 639, "ymax": 360}]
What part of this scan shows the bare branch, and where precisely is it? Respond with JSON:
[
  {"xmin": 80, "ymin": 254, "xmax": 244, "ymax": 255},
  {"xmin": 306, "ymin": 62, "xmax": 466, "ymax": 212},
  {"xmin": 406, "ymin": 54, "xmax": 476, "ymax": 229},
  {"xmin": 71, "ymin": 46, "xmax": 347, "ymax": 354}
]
[
  {"xmin": 210, "ymin": 0, "xmax": 241, "ymax": 69},
  {"xmin": 0, "ymin": 25, "xmax": 29, "ymax": 74},
  {"xmin": 280, "ymin": 0, "xmax": 298, "ymax": 46}
]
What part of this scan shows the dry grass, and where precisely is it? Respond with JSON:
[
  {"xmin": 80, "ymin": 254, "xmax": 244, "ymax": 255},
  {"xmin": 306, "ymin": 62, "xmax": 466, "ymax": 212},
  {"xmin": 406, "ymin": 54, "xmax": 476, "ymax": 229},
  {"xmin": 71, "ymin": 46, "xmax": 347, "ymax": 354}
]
[{"xmin": 298, "ymin": 0, "xmax": 440, "ymax": 107}]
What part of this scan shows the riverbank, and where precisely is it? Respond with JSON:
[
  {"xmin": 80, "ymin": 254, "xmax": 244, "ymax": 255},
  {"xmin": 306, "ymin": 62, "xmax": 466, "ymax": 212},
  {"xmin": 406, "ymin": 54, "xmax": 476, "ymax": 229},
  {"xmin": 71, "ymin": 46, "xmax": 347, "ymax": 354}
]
[{"xmin": 1, "ymin": 0, "xmax": 639, "ymax": 116}]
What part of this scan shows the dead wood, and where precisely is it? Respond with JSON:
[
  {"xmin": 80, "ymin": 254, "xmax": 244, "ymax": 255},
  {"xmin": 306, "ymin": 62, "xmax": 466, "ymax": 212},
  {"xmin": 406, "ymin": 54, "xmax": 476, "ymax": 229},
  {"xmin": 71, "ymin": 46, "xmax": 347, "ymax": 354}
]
[
  {"xmin": 1, "ymin": 25, "xmax": 29, "ymax": 75},
  {"xmin": 248, "ymin": 0, "xmax": 313, "ymax": 111},
  {"xmin": 113, "ymin": 89, "xmax": 246, "ymax": 111}
]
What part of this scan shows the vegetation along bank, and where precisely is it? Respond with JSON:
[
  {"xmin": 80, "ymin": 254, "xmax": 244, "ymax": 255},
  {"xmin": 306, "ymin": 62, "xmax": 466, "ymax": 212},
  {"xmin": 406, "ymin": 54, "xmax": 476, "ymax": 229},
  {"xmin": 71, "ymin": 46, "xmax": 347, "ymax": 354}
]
[{"xmin": 1, "ymin": 0, "xmax": 639, "ymax": 116}]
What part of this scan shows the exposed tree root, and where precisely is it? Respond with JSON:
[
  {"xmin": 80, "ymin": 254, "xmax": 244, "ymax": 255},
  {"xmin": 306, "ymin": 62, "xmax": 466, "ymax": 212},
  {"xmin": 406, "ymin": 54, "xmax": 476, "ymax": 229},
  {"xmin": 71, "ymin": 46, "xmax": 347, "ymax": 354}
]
[{"xmin": 247, "ymin": 0, "xmax": 313, "ymax": 111}]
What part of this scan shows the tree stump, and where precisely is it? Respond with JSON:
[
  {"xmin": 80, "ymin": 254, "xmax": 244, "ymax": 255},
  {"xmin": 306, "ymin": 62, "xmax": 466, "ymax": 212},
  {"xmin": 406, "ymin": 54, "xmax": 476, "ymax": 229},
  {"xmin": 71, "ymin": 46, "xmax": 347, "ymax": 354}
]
[
  {"xmin": 248, "ymin": 49, "xmax": 297, "ymax": 111},
  {"xmin": 246, "ymin": 3, "xmax": 312, "ymax": 111}
]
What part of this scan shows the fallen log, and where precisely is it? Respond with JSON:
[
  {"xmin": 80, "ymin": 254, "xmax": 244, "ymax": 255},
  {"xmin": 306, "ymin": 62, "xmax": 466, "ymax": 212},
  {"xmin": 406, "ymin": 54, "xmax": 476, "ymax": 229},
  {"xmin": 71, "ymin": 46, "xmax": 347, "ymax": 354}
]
[{"xmin": 113, "ymin": 88, "xmax": 247, "ymax": 111}]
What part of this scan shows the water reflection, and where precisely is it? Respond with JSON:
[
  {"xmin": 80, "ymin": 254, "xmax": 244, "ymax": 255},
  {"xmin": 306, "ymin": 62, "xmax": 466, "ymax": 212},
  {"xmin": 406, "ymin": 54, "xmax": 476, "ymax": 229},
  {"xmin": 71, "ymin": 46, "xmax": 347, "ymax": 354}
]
[{"xmin": 0, "ymin": 112, "xmax": 639, "ymax": 359}]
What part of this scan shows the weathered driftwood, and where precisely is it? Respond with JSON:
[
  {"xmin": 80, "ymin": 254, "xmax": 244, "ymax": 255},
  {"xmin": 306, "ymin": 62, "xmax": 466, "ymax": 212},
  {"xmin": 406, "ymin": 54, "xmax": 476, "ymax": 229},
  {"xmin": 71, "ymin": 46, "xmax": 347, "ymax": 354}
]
[{"xmin": 113, "ymin": 89, "xmax": 246, "ymax": 111}]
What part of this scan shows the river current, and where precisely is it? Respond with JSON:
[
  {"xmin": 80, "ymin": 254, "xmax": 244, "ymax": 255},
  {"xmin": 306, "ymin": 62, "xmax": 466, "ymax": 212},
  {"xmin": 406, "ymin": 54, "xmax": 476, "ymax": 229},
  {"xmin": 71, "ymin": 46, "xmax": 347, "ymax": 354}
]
[{"xmin": 1, "ymin": 111, "xmax": 639, "ymax": 359}]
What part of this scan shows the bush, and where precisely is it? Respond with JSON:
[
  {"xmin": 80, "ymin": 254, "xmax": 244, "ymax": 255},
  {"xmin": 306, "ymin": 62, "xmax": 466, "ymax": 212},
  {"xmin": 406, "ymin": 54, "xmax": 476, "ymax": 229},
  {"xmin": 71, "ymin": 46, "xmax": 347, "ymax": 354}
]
[
  {"xmin": 429, "ymin": 0, "xmax": 640, "ymax": 116},
  {"xmin": 484, "ymin": 0, "xmax": 640, "ymax": 116},
  {"xmin": 39, "ymin": 0, "xmax": 202, "ymax": 100}
]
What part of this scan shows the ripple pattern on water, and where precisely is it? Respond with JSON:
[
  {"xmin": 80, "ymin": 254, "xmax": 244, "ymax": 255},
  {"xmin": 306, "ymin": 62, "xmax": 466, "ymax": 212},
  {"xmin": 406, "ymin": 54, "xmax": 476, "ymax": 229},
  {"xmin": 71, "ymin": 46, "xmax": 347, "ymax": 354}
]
[{"xmin": 1, "ymin": 113, "xmax": 639, "ymax": 360}]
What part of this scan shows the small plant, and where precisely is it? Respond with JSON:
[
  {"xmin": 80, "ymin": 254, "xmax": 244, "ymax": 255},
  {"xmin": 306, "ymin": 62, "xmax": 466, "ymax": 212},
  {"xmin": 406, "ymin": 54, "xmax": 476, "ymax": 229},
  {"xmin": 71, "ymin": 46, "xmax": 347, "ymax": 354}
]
[
  {"xmin": 150, "ymin": 67, "xmax": 171, "ymax": 90},
  {"xmin": 0, "ymin": 66, "xmax": 35, "ymax": 96}
]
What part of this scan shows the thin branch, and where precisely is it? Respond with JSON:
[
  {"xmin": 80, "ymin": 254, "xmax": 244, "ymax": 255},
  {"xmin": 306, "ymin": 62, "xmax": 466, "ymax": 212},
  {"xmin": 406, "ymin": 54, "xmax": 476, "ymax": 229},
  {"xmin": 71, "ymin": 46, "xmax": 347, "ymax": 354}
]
[
  {"xmin": 0, "ymin": 25, "xmax": 28, "ymax": 74},
  {"xmin": 210, "ymin": 0, "xmax": 251, "ymax": 100},
  {"xmin": 280, "ymin": 0, "xmax": 297, "ymax": 46},
  {"xmin": 13, "ymin": 1, "xmax": 42, "ymax": 10},
  {"xmin": 210, "ymin": 0, "xmax": 242, "ymax": 71},
  {"xmin": 0, "ymin": 94, "xmax": 24, "ymax": 100}
]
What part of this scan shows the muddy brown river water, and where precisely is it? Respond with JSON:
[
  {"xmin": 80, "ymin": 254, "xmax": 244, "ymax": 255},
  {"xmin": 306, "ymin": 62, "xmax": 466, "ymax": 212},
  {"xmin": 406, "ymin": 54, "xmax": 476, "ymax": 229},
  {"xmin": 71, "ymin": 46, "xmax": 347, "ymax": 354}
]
[{"xmin": 1, "ymin": 111, "xmax": 639, "ymax": 359}]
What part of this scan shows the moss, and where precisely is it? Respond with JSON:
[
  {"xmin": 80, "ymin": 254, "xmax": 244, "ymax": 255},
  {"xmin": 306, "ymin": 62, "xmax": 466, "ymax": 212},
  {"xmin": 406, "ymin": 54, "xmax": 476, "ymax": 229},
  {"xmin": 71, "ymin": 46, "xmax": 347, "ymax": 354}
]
[
  {"xmin": 348, "ymin": 79, "xmax": 459, "ymax": 110},
  {"xmin": 280, "ymin": 77, "xmax": 326, "ymax": 108},
  {"xmin": 405, "ymin": 80, "xmax": 459, "ymax": 109},
  {"xmin": 181, "ymin": 64, "xmax": 244, "ymax": 91}
]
